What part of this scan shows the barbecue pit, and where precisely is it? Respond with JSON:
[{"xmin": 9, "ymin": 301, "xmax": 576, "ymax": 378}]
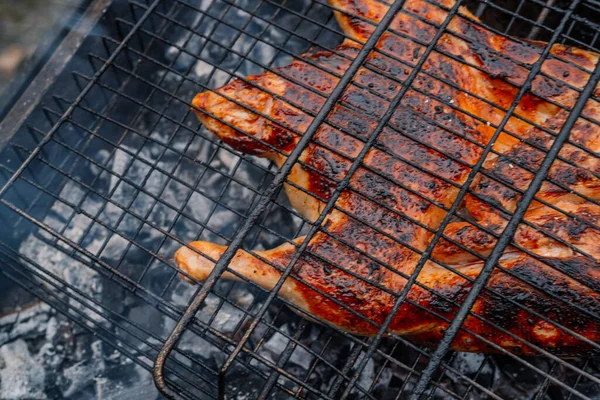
[{"xmin": 1, "ymin": 0, "xmax": 600, "ymax": 399}]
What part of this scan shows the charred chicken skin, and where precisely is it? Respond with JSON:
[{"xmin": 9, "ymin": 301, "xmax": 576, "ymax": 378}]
[{"xmin": 176, "ymin": 0, "xmax": 600, "ymax": 356}]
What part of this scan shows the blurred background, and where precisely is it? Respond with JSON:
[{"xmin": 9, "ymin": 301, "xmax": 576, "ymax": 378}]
[{"xmin": 0, "ymin": 0, "xmax": 88, "ymax": 117}]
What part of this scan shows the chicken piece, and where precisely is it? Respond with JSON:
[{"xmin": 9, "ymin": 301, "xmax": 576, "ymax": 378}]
[{"xmin": 177, "ymin": 0, "xmax": 600, "ymax": 356}]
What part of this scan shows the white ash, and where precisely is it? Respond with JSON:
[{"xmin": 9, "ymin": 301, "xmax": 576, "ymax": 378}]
[
  {"xmin": 0, "ymin": 339, "xmax": 47, "ymax": 399},
  {"xmin": 260, "ymin": 330, "xmax": 290, "ymax": 364},
  {"xmin": 200, "ymin": 293, "xmax": 250, "ymax": 334},
  {"xmin": 447, "ymin": 352, "xmax": 488, "ymax": 379},
  {"xmin": 0, "ymin": 298, "xmax": 160, "ymax": 399},
  {"xmin": 0, "ymin": 303, "xmax": 51, "ymax": 347},
  {"xmin": 289, "ymin": 344, "xmax": 313, "ymax": 371},
  {"xmin": 357, "ymin": 357, "xmax": 376, "ymax": 393}
]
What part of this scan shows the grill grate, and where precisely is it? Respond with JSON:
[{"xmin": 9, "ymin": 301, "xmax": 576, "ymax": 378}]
[{"xmin": 2, "ymin": 0, "xmax": 600, "ymax": 399}]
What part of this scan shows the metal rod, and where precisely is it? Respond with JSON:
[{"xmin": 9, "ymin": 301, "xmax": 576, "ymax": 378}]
[
  {"xmin": 411, "ymin": 7, "xmax": 600, "ymax": 398},
  {"xmin": 214, "ymin": 0, "xmax": 465, "ymax": 388},
  {"xmin": 152, "ymin": 0, "xmax": 417, "ymax": 398},
  {"xmin": 343, "ymin": 0, "xmax": 587, "ymax": 396},
  {"xmin": 3, "ymin": 0, "xmax": 600, "ymax": 399},
  {"xmin": 528, "ymin": 0, "xmax": 557, "ymax": 40},
  {"xmin": 0, "ymin": 0, "xmax": 115, "ymax": 151},
  {"xmin": 0, "ymin": 0, "xmax": 162, "ymax": 199}
]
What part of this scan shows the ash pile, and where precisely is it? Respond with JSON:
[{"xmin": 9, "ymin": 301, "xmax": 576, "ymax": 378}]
[{"xmin": 0, "ymin": 283, "xmax": 160, "ymax": 400}]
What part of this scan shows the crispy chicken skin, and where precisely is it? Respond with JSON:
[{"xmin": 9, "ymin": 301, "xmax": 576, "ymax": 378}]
[{"xmin": 177, "ymin": 0, "xmax": 600, "ymax": 356}]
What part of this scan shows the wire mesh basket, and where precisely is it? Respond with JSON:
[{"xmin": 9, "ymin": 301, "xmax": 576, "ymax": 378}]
[{"xmin": 2, "ymin": 0, "xmax": 600, "ymax": 399}]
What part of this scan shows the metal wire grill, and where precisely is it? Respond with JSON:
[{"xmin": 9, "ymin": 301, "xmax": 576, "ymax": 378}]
[{"xmin": 2, "ymin": 0, "xmax": 600, "ymax": 399}]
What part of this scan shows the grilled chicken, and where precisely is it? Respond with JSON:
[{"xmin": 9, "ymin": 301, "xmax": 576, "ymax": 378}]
[{"xmin": 176, "ymin": 0, "xmax": 600, "ymax": 356}]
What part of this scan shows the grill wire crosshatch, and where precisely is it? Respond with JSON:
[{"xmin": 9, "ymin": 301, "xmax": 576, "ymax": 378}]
[{"xmin": 2, "ymin": 0, "xmax": 600, "ymax": 399}]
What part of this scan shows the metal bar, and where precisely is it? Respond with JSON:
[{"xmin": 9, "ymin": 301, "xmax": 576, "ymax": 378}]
[
  {"xmin": 533, "ymin": 361, "xmax": 560, "ymax": 400},
  {"xmin": 327, "ymin": 338, "xmax": 373, "ymax": 398},
  {"xmin": 217, "ymin": 1, "xmax": 465, "ymax": 399},
  {"xmin": 528, "ymin": 0, "xmax": 557, "ymax": 39},
  {"xmin": 0, "ymin": 0, "xmax": 163, "ymax": 200},
  {"xmin": 152, "ymin": 1, "xmax": 420, "ymax": 398},
  {"xmin": 0, "ymin": 0, "xmax": 114, "ymax": 151},
  {"xmin": 54, "ymin": 26, "xmax": 600, "ymax": 392},
  {"xmin": 2, "ymin": 1, "xmax": 600, "ymax": 399},
  {"xmin": 411, "ymin": 15, "xmax": 600, "ymax": 400},
  {"xmin": 342, "ymin": 1, "xmax": 586, "ymax": 396},
  {"xmin": 257, "ymin": 319, "xmax": 309, "ymax": 399},
  {"xmin": 566, "ymin": 357, "xmax": 592, "ymax": 400},
  {"xmin": 459, "ymin": 354, "xmax": 492, "ymax": 400},
  {"xmin": 98, "ymin": 10, "xmax": 600, "ymax": 172}
]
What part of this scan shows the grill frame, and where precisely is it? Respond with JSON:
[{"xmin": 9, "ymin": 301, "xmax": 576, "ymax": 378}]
[{"xmin": 1, "ymin": 0, "xmax": 600, "ymax": 399}]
